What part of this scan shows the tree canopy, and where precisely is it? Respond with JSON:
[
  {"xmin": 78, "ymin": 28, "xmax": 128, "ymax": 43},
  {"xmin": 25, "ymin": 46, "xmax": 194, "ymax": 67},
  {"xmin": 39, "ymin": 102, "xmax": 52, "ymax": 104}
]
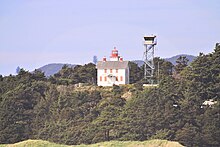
[{"xmin": 0, "ymin": 43, "xmax": 219, "ymax": 146}]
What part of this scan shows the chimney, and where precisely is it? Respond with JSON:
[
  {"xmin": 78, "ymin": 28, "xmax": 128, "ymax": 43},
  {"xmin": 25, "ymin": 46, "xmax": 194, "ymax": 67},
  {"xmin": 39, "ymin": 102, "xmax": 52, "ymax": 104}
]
[
  {"xmin": 119, "ymin": 57, "xmax": 123, "ymax": 61},
  {"xmin": 103, "ymin": 56, "xmax": 107, "ymax": 62}
]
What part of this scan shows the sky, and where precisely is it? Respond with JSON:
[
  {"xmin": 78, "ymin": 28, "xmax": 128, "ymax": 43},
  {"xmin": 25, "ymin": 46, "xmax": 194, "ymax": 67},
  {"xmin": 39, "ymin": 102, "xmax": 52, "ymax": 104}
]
[{"xmin": 0, "ymin": 0, "xmax": 220, "ymax": 76}]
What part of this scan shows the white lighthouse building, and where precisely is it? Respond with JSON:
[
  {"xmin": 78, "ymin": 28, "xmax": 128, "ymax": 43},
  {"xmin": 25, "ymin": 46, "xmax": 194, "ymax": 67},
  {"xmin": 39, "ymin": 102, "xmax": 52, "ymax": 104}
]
[{"xmin": 96, "ymin": 47, "xmax": 129, "ymax": 86}]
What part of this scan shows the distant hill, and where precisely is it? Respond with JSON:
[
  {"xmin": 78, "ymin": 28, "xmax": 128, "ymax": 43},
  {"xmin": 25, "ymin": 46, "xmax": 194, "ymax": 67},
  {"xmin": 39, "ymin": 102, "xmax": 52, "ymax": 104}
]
[
  {"xmin": 132, "ymin": 60, "xmax": 144, "ymax": 67},
  {"xmin": 37, "ymin": 55, "xmax": 196, "ymax": 77},
  {"xmin": 37, "ymin": 63, "xmax": 76, "ymax": 77},
  {"xmin": 164, "ymin": 54, "xmax": 197, "ymax": 65},
  {"xmin": 0, "ymin": 139, "xmax": 184, "ymax": 147},
  {"xmin": 132, "ymin": 54, "xmax": 197, "ymax": 66}
]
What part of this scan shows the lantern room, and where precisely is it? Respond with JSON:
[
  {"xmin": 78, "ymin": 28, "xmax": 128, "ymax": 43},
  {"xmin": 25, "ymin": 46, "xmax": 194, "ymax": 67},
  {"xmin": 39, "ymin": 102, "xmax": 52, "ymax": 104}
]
[
  {"xmin": 111, "ymin": 47, "xmax": 118, "ymax": 57},
  {"xmin": 110, "ymin": 47, "xmax": 120, "ymax": 61}
]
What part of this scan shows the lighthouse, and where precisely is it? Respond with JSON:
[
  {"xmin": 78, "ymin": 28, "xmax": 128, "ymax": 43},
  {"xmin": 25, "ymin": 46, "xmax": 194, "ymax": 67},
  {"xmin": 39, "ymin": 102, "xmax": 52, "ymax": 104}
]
[{"xmin": 96, "ymin": 47, "xmax": 129, "ymax": 86}]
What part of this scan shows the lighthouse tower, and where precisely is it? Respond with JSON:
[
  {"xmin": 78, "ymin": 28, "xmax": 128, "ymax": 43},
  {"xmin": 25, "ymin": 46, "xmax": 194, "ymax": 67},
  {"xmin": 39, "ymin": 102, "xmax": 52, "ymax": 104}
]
[{"xmin": 110, "ymin": 47, "xmax": 120, "ymax": 61}]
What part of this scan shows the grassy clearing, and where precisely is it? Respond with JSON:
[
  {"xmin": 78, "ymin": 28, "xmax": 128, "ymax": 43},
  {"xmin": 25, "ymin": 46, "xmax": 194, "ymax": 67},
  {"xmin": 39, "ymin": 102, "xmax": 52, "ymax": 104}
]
[
  {"xmin": 1, "ymin": 139, "xmax": 183, "ymax": 147},
  {"xmin": 2, "ymin": 140, "xmax": 68, "ymax": 147}
]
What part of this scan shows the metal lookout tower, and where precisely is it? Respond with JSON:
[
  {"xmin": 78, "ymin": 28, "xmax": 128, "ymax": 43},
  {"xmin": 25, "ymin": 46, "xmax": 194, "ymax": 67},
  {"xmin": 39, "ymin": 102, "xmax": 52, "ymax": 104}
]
[{"xmin": 143, "ymin": 35, "xmax": 157, "ymax": 84}]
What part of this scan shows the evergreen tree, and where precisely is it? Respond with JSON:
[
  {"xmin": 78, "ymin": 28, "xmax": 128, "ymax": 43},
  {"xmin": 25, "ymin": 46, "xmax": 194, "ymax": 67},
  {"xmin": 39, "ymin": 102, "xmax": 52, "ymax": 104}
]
[
  {"xmin": 174, "ymin": 56, "xmax": 189, "ymax": 74},
  {"xmin": 129, "ymin": 62, "xmax": 143, "ymax": 83}
]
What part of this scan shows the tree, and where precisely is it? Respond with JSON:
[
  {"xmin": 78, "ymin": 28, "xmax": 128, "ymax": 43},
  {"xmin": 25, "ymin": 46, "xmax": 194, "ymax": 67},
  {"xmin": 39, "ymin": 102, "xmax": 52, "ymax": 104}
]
[
  {"xmin": 32, "ymin": 70, "xmax": 46, "ymax": 81},
  {"xmin": 129, "ymin": 62, "xmax": 143, "ymax": 83},
  {"xmin": 0, "ymin": 82, "xmax": 45, "ymax": 143},
  {"xmin": 175, "ymin": 123, "xmax": 201, "ymax": 147},
  {"xmin": 174, "ymin": 56, "xmax": 189, "ymax": 74},
  {"xmin": 52, "ymin": 63, "xmax": 97, "ymax": 85},
  {"xmin": 0, "ymin": 75, "xmax": 3, "ymax": 81},
  {"xmin": 201, "ymin": 103, "xmax": 220, "ymax": 146},
  {"xmin": 62, "ymin": 64, "xmax": 69, "ymax": 70},
  {"xmin": 92, "ymin": 97, "xmax": 125, "ymax": 142},
  {"xmin": 153, "ymin": 57, "xmax": 174, "ymax": 83}
]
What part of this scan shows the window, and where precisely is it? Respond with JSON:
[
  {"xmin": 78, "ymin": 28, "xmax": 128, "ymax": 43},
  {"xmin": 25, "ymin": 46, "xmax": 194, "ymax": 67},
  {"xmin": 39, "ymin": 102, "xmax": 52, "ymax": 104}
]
[
  {"xmin": 104, "ymin": 76, "xmax": 107, "ymax": 81},
  {"xmin": 110, "ymin": 69, "xmax": 112, "ymax": 73},
  {"xmin": 104, "ymin": 69, "xmax": 107, "ymax": 73},
  {"xmin": 116, "ymin": 69, "xmax": 118, "ymax": 73},
  {"xmin": 100, "ymin": 76, "xmax": 102, "ymax": 81},
  {"xmin": 120, "ymin": 76, "xmax": 123, "ymax": 81}
]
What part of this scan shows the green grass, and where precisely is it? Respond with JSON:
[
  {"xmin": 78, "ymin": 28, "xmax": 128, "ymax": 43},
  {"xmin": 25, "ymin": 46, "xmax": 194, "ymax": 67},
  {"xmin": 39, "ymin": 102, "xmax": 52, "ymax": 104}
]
[
  {"xmin": 1, "ymin": 139, "xmax": 184, "ymax": 147},
  {"xmin": 0, "ymin": 140, "xmax": 68, "ymax": 147}
]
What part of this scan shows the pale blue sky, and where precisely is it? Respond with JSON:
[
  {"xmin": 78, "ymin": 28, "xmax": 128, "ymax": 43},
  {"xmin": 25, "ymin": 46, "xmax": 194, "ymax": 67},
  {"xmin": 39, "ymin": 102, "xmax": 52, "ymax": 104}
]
[{"xmin": 0, "ymin": 0, "xmax": 220, "ymax": 76}]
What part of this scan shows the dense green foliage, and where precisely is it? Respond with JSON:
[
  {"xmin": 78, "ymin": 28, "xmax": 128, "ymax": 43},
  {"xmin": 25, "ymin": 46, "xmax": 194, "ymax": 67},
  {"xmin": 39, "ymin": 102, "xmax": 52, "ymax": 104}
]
[
  {"xmin": 51, "ymin": 63, "xmax": 97, "ymax": 85},
  {"xmin": 129, "ymin": 58, "xmax": 173, "ymax": 84},
  {"xmin": 0, "ymin": 44, "xmax": 219, "ymax": 146}
]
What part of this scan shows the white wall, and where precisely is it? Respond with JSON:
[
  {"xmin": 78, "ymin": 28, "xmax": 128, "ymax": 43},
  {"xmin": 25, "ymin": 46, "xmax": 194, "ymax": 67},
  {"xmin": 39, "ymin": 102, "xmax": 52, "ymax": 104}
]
[{"xmin": 97, "ymin": 68, "xmax": 129, "ymax": 86}]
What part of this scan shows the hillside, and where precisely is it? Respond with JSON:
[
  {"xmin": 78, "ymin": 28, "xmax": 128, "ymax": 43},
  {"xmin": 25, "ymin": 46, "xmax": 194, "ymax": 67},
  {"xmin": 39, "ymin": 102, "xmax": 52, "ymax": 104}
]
[
  {"xmin": 37, "ymin": 63, "xmax": 76, "ymax": 77},
  {"xmin": 0, "ymin": 139, "xmax": 183, "ymax": 147},
  {"xmin": 0, "ymin": 43, "xmax": 219, "ymax": 147},
  {"xmin": 132, "ymin": 54, "xmax": 196, "ymax": 66}
]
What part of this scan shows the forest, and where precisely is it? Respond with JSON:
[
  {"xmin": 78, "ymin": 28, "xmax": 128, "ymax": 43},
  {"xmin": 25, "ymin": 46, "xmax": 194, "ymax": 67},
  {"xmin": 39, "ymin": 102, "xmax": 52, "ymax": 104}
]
[{"xmin": 0, "ymin": 43, "xmax": 219, "ymax": 147}]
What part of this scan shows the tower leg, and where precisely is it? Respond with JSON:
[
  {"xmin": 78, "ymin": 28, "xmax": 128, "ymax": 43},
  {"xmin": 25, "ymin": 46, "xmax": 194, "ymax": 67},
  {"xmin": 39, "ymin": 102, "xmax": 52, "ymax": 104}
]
[{"xmin": 143, "ymin": 44, "xmax": 155, "ymax": 84}]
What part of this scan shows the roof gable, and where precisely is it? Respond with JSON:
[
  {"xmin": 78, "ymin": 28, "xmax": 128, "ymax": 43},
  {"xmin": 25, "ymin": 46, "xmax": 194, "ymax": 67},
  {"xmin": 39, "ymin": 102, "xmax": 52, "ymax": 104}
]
[{"xmin": 96, "ymin": 61, "xmax": 129, "ymax": 69}]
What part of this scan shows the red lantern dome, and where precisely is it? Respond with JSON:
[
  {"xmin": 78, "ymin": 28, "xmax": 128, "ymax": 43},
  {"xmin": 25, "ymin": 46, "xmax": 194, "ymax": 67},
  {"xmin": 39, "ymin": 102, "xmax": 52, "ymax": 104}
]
[{"xmin": 110, "ymin": 47, "xmax": 119, "ymax": 61}]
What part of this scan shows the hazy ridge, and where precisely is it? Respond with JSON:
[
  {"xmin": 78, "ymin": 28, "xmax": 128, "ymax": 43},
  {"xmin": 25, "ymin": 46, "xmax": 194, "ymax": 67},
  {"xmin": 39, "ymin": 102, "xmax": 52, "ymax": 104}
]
[{"xmin": 37, "ymin": 54, "xmax": 196, "ymax": 76}]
